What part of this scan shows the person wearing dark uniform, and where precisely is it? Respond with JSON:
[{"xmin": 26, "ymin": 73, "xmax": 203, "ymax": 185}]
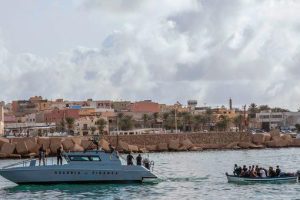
[
  {"xmin": 127, "ymin": 153, "xmax": 134, "ymax": 165},
  {"xmin": 136, "ymin": 154, "xmax": 142, "ymax": 166},
  {"xmin": 276, "ymin": 165, "xmax": 281, "ymax": 176},
  {"xmin": 57, "ymin": 146, "xmax": 63, "ymax": 165}
]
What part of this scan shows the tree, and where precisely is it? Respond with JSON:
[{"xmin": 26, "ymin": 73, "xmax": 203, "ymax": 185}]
[
  {"xmin": 142, "ymin": 114, "xmax": 150, "ymax": 128},
  {"xmin": 181, "ymin": 112, "xmax": 193, "ymax": 131},
  {"xmin": 248, "ymin": 103, "xmax": 258, "ymax": 119},
  {"xmin": 193, "ymin": 114, "xmax": 206, "ymax": 131},
  {"xmin": 258, "ymin": 105, "xmax": 270, "ymax": 112},
  {"xmin": 57, "ymin": 119, "xmax": 66, "ymax": 132},
  {"xmin": 152, "ymin": 112, "xmax": 159, "ymax": 128},
  {"xmin": 90, "ymin": 126, "xmax": 96, "ymax": 135},
  {"xmin": 271, "ymin": 107, "xmax": 289, "ymax": 112},
  {"xmin": 216, "ymin": 115, "xmax": 230, "ymax": 131},
  {"xmin": 233, "ymin": 115, "xmax": 243, "ymax": 132},
  {"xmin": 95, "ymin": 118, "xmax": 107, "ymax": 136},
  {"xmin": 119, "ymin": 115, "xmax": 134, "ymax": 131},
  {"xmin": 65, "ymin": 117, "xmax": 75, "ymax": 135}
]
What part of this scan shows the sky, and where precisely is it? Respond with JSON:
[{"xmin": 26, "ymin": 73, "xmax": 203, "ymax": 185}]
[{"xmin": 1, "ymin": 0, "xmax": 300, "ymax": 110}]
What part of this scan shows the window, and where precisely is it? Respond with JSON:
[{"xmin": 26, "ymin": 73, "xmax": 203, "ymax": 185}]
[
  {"xmin": 68, "ymin": 155, "xmax": 101, "ymax": 161},
  {"xmin": 89, "ymin": 156, "xmax": 101, "ymax": 161},
  {"xmin": 69, "ymin": 156, "xmax": 90, "ymax": 161}
]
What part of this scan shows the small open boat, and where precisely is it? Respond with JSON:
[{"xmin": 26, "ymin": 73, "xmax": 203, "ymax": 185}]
[{"xmin": 226, "ymin": 173, "xmax": 298, "ymax": 183}]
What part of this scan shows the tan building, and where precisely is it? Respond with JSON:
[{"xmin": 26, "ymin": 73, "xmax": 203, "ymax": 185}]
[
  {"xmin": 112, "ymin": 101, "xmax": 131, "ymax": 112},
  {"xmin": 75, "ymin": 116, "xmax": 109, "ymax": 136}
]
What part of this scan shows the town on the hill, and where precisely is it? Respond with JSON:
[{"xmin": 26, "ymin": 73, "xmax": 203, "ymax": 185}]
[{"xmin": 0, "ymin": 96, "xmax": 299, "ymax": 137}]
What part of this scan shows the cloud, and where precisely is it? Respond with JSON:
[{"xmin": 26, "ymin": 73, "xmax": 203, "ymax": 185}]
[{"xmin": 1, "ymin": 0, "xmax": 300, "ymax": 110}]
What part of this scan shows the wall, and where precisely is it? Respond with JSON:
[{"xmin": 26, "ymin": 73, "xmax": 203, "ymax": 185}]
[{"xmin": 103, "ymin": 132, "xmax": 252, "ymax": 148}]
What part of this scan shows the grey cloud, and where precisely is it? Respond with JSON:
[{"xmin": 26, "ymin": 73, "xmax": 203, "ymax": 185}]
[{"xmin": 1, "ymin": 0, "xmax": 300, "ymax": 110}]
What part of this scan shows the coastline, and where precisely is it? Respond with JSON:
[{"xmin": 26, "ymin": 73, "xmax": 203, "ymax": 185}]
[{"xmin": 0, "ymin": 131, "xmax": 299, "ymax": 159}]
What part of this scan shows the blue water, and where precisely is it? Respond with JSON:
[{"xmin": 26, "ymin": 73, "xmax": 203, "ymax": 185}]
[{"xmin": 1, "ymin": 148, "xmax": 300, "ymax": 199}]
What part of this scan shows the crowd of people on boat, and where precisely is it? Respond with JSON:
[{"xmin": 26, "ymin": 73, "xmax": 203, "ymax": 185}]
[{"xmin": 233, "ymin": 164, "xmax": 283, "ymax": 178}]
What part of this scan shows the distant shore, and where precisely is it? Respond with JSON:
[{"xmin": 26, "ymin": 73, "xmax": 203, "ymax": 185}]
[{"xmin": 0, "ymin": 131, "xmax": 300, "ymax": 159}]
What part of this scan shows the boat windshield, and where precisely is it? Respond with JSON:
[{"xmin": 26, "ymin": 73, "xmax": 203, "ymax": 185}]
[{"xmin": 68, "ymin": 155, "xmax": 101, "ymax": 162}]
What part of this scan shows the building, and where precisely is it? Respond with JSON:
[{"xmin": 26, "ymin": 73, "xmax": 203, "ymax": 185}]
[
  {"xmin": 129, "ymin": 100, "xmax": 160, "ymax": 113},
  {"xmin": 74, "ymin": 116, "xmax": 109, "ymax": 136},
  {"xmin": 256, "ymin": 111, "xmax": 300, "ymax": 131},
  {"xmin": 0, "ymin": 105, "xmax": 4, "ymax": 135},
  {"xmin": 112, "ymin": 101, "xmax": 131, "ymax": 112},
  {"xmin": 44, "ymin": 108, "xmax": 80, "ymax": 124},
  {"xmin": 12, "ymin": 96, "xmax": 51, "ymax": 116}
]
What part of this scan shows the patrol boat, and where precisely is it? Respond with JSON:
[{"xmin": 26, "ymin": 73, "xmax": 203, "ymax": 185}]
[{"xmin": 0, "ymin": 150, "xmax": 157, "ymax": 184}]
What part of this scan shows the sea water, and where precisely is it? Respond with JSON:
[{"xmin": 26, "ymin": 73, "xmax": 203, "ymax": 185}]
[{"xmin": 1, "ymin": 148, "xmax": 300, "ymax": 200}]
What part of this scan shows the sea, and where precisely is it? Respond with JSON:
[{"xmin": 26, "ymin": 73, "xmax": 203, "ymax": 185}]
[{"xmin": 1, "ymin": 148, "xmax": 300, "ymax": 200}]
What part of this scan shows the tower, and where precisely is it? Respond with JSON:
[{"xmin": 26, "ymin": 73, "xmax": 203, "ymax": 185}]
[{"xmin": 229, "ymin": 98, "xmax": 232, "ymax": 110}]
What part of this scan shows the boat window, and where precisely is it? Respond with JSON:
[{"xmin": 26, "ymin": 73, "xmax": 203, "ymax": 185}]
[
  {"xmin": 69, "ymin": 156, "xmax": 90, "ymax": 161},
  {"xmin": 89, "ymin": 156, "xmax": 101, "ymax": 161}
]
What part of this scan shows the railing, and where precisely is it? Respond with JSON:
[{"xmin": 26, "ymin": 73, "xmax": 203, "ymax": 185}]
[
  {"xmin": 2, "ymin": 159, "xmax": 33, "ymax": 169},
  {"xmin": 2, "ymin": 157, "xmax": 58, "ymax": 169}
]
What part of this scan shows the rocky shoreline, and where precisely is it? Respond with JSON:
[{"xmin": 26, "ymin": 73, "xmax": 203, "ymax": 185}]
[{"xmin": 0, "ymin": 131, "xmax": 300, "ymax": 159}]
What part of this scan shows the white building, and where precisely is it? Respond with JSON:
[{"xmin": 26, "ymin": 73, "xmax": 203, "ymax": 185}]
[{"xmin": 256, "ymin": 111, "xmax": 300, "ymax": 131}]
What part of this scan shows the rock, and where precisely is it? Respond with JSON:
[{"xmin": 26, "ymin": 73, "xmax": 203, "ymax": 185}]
[
  {"xmin": 225, "ymin": 142, "xmax": 239, "ymax": 149},
  {"xmin": 118, "ymin": 141, "xmax": 129, "ymax": 152},
  {"xmin": 201, "ymin": 144, "xmax": 224, "ymax": 149},
  {"xmin": 0, "ymin": 152, "xmax": 8, "ymax": 158},
  {"xmin": 62, "ymin": 139, "xmax": 75, "ymax": 151},
  {"xmin": 81, "ymin": 140, "xmax": 94, "ymax": 150},
  {"xmin": 180, "ymin": 139, "xmax": 194, "ymax": 150},
  {"xmin": 139, "ymin": 147, "xmax": 148, "ymax": 153},
  {"xmin": 99, "ymin": 139, "xmax": 111, "ymax": 152},
  {"xmin": 50, "ymin": 137, "xmax": 62, "ymax": 145},
  {"xmin": 37, "ymin": 137, "xmax": 50, "ymax": 149},
  {"xmin": 271, "ymin": 135, "xmax": 282, "ymax": 142},
  {"xmin": 0, "ymin": 138, "xmax": 9, "ymax": 148},
  {"xmin": 71, "ymin": 137, "xmax": 82, "ymax": 145},
  {"xmin": 168, "ymin": 139, "xmax": 180, "ymax": 151},
  {"xmin": 16, "ymin": 141, "xmax": 29, "ymax": 155},
  {"xmin": 1, "ymin": 142, "xmax": 16, "ymax": 154},
  {"xmin": 281, "ymin": 134, "xmax": 293, "ymax": 142},
  {"xmin": 264, "ymin": 133, "xmax": 271, "ymax": 142},
  {"xmin": 146, "ymin": 145, "xmax": 157, "ymax": 152},
  {"xmin": 189, "ymin": 146, "xmax": 203, "ymax": 151},
  {"xmin": 292, "ymin": 138, "xmax": 300, "ymax": 147},
  {"xmin": 270, "ymin": 129, "xmax": 281, "ymax": 139},
  {"xmin": 266, "ymin": 139, "xmax": 290, "ymax": 148},
  {"xmin": 8, "ymin": 154, "xmax": 21, "ymax": 159},
  {"xmin": 238, "ymin": 142, "xmax": 252, "ymax": 148},
  {"xmin": 252, "ymin": 134, "xmax": 265, "ymax": 145},
  {"xmin": 157, "ymin": 143, "xmax": 168, "ymax": 151},
  {"xmin": 25, "ymin": 140, "xmax": 37, "ymax": 153},
  {"xmin": 50, "ymin": 142, "xmax": 62, "ymax": 154},
  {"xmin": 128, "ymin": 145, "xmax": 139, "ymax": 153},
  {"xmin": 71, "ymin": 144, "xmax": 84, "ymax": 152}
]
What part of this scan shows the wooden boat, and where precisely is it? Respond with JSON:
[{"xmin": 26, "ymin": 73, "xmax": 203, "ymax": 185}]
[{"xmin": 226, "ymin": 173, "xmax": 298, "ymax": 183}]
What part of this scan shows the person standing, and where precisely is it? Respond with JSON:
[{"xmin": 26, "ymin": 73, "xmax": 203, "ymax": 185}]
[
  {"xmin": 127, "ymin": 152, "xmax": 134, "ymax": 165},
  {"xmin": 38, "ymin": 145, "xmax": 46, "ymax": 166},
  {"xmin": 57, "ymin": 146, "xmax": 63, "ymax": 165},
  {"xmin": 136, "ymin": 154, "xmax": 142, "ymax": 166}
]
